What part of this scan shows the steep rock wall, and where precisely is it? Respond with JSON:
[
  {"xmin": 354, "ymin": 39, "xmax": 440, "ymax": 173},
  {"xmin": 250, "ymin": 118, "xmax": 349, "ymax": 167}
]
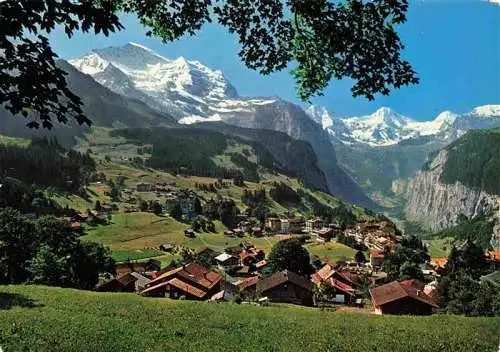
[{"xmin": 405, "ymin": 150, "xmax": 499, "ymax": 231}]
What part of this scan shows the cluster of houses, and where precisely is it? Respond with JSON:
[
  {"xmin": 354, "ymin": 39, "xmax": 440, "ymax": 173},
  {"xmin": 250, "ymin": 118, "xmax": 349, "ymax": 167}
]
[
  {"xmin": 65, "ymin": 203, "xmax": 117, "ymax": 229},
  {"xmin": 344, "ymin": 220, "xmax": 398, "ymax": 252},
  {"xmin": 96, "ymin": 239, "xmax": 455, "ymax": 315},
  {"xmin": 264, "ymin": 217, "xmax": 342, "ymax": 241}
]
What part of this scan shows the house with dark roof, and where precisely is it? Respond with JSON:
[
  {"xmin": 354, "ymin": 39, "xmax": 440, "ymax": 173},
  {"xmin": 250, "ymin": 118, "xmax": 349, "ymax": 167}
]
[
  {"xmin": 237, "ymin": 276, "xmax": 260, "ymax": 299},
  {"xmin": 312, "ymin": 228, "xmax": 334, "ymax": 242},
  {"xmin": 115, "ymin": 259, "xmax": 161, "ymax": 276},
  {"xmin": 256, "ymin": 270, "xmax": 313, "ymax": 306},
  {"xmin": 97, "ymin": 272, "xmax": 151, "ymax": 293},
  {"xmin": 215, "ymin": 253, "xmax": 239, "ymax": 270},
  {"xmin": 140, "ymin": 263, "xmax": 221, "ymax": 300},
  {"xmin": 369, "ymin": 280, "xmax": 439, "ymax": 315}
]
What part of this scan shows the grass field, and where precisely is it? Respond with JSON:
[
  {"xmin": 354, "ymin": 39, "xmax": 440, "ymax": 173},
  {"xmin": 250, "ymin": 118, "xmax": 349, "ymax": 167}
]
[
  {"xmin": 0, "ymin": 285, "xmax": 499, "ymax": 352},
  {"xmin": 40, "ymin": 129, "xmax": 377, "ymax": 265},
  {"xmin": 306, "ymin": 241, "xmax": 358, "ymax": 262},
  {"xmin": 424, "ymin": 237, "xmax": 454, "ymax": 258},
  {"xmin": 0, "ymin": 135, "xmax": 30, "ymax": 147}
]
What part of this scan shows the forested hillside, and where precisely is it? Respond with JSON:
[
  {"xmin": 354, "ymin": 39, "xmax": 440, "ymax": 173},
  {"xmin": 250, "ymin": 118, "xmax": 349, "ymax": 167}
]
[
  {"xmin": 0, "ymin": 137, "xmax": 96, "ymax": 193},
  {"xmin": 440, "ymin": 128, "xmax": 500, "ymax": 194},
  {"xmin": 110, "ymin": 127, "xmax": 328, "ymax": 191}
]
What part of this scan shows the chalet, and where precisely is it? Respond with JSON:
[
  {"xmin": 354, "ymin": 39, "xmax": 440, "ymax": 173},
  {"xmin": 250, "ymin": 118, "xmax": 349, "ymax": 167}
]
[
  {"xmin": 184, "ymin": 229, "xmax": 196, "ymax": 238},
  {"xmin": 73, "ymin": 212, "xmax": 89, "ymax": 222},
  {"xmin": 255, "ymin": 260, "xmax": 268, "ymax": 272},
  {"xmin": 237, "ymin": 276, "xmax": 260, "ymax": 299},
  {"xmin": 98, "ymin": 272, "xmax": 152, "ymax": 293},
  {"xmin": 159, "ymin": 243, "xmax": 175, "ymax": 252},
  {"xmin": 487, "ymin": 251, "xmax": 500, "ymax": 269},
  {"xmin": 238, "ymin": 221, "xmax": 251, "ymax": 233},
  {"xmin": 224, "ymin": 230, "xmax": 235, "ymax": 237},
  {"xmin": 235, "ymin": 265, "xmax": 254, "ymax": 277},
  {"xmin": 312, "ymin": 263, "xmax": 362, "ymax": 288},
  {"xmin": 141, "ymin": 263, "xmax": 221, "ymax": 300},
  {"xmin": 232, "ymin": 228, "xmax": 245, "ymax": 237},
  {"xmin": 242, "ymin": 241, "xmax": 255, "ymax": 250},
  {"xmin": 266, "ymin": 218, "xmax": 281, "ymax": 233},
  {"xmin": 305, "ymin": 219, "xmax": 322, "ymax": 233},
  {"xmin": 256, "ymin": 270, "xmax": 314, "ymax": 306},
  {"xmin": 280, "ymin": 219, "xmax": 290, "ymax": 233},
  {"xmin": 370, "ymin": 250, "xmax": 385, "ymax": 268},
  {"xmin": 312, "ymin": 228, "xmax": 334, "ymax": 242},
  {"xmin": 195, "ymin": 247, "xmax": 217, "ymax": 257},
  {"xmin": 115, "ymin": 259, "xmax": 161, "ymax": 276},
  {"xmin": 369, "ymin": 280, "xmax": 439, "ymax": 315},
  {"xmin": 251, "ymin": 227, "xmax": 263, "ymax": 236},
  {"xmin": 124, "ymin": 206, "xmax": 140, "ymax": 213},
  {"xmin": 136, "ymin": 182, "xmax": 153, "ymax": 192},
  {"xmin": 289, "ymin": 218, "xmax": 305, "ymax": 234},
  {"xmin": 69, "ymin": 222, "xmax": 82, "ymax": 231},
  {"xmin": 211, "ymin": 281, "xmax": 240, "ymax": 302},
  {"xmin": 323, "ymin": 278, "xmax": 356, "ymax": 304},
  {"xmin": 215, "ymin": 253, "xmax": 240, "ymax": 270}
]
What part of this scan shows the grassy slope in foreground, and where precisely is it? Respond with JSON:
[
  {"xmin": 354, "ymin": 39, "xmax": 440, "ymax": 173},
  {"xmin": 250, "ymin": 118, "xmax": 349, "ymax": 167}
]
[{"xmin": 1, "ymin": 286, "xmax": 499, "ymax": 352}]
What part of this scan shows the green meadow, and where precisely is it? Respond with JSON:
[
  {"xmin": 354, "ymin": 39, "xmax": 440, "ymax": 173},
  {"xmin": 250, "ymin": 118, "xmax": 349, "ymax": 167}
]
[{"xmin": 0, "ymin": 285, "xmax": 498, "ymax": 352}]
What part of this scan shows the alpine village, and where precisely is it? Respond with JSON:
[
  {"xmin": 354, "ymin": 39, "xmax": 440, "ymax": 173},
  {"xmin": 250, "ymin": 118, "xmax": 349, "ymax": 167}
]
[{"xmin": 1, "ymin": 1, "xmax": 500, "ymax": 352}]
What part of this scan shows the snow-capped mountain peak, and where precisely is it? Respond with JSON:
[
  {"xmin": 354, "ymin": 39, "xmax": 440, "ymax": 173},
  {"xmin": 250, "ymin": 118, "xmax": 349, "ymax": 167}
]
[
  {"xmin": 307, "ymin": 104, "xmax": 500, "ymax": 146},
  {"xmin": 470, "ymin": 105, "xmax": 500, "ymax": 118},
  {"xmin": 306, "ymin": 105, "xmax": 334, "ymax": 129},
  {"xmin": 69, "ymin": 42, "xmax": 276, "ymax": 121}
]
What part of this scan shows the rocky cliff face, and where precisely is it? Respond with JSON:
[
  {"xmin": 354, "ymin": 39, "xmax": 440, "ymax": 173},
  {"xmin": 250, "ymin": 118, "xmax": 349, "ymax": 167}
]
[{"xmin": 405, "ymin": 150, "xmax": 499, "ymax": 231}]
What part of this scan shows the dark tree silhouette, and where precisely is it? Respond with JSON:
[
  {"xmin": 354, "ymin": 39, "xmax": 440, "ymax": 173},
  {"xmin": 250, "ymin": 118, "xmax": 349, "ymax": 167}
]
[{"xmin": 1, "ymin": 0, "xmax": 418, "ymax": 129}]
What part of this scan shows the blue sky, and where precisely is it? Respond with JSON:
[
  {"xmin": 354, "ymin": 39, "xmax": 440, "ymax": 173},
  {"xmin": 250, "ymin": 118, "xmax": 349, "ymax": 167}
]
[{"xmin": 49, "ymin": 0, "xmax": 500, "ymax": 120}]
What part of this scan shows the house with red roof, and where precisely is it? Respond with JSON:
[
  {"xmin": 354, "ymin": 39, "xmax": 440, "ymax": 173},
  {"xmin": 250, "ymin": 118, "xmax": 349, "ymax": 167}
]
[
  {"xmin": 312, "ymin": 263, "xmax": 361, "ymax": 288},
  {"xmin": 369, "ymin": 280, "xmax": 439, "ymax": 315},
  {"xmin": 140, "ymin": 262, "xmax": 221, "ymax": 300},
  {"xmin": 312, "ymin": 263, "xmax": 358, "ymax": 304},
  {"xmin": 369, "ymin": 250, "xmax": 385, "ymax": 268}
]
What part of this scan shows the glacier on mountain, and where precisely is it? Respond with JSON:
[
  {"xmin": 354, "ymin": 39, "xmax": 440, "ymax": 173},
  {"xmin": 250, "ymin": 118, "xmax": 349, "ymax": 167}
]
[
  {"xmin": 306, "ymin": 105, "xmax": 499, "ymax": 146},
  {"xmin": 70, "ymin": 42, "xmax": 500, "ymax": 147},
  {"xmin": 70, "ymin": 42, "xmax": 276, "ymax": 120}
]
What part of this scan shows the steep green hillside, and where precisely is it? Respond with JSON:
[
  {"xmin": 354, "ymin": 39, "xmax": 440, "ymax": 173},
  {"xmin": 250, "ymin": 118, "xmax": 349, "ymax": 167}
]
[
  {"xmin": 109, "ymin": 126, "xmax": 328, "ymax": 191},
  {"xmin": 1, "ymin": 285, "xmax": 498, "ymax": 352},
  {"xmin": 440, "ymin": 128, "xmax": 500, "ymax": 194},
  {"xmin": 194, "ymin": 122, "xmax": 329, "ymax": 192}
]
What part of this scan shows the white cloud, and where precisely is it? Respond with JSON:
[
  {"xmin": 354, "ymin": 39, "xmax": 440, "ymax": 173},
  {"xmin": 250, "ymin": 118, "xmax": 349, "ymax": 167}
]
[{"xmin": 488, "ymin": 0, "xmax": 500, "ymax": 4}]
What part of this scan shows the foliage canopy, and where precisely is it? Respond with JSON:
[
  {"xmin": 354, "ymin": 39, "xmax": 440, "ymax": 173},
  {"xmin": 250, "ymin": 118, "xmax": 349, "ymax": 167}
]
[{"xmin": 1, "ymin": 0, "xmax": 418, "ymax": 128}]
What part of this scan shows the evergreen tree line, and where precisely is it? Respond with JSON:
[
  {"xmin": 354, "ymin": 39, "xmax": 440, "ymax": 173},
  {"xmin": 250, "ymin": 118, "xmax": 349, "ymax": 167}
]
[
  {"xmin": 0, "ymin": 177, "xmax": 69, "ymax": 216},
  {"xmin": 269, "ymin": 182, "xmax": 301, "ymax": 204},
  {"xmin": 382, "ymin": 236, "xmax": 500, "ymax": 316},
  {"xmin": 202, "ymin": 198, "xmax": 240, "ymax": 229},
  {"xmin": 0, "ymin": 137, "xmax": 96, "ymax": 193},
  {"xmin": 436, "ymin": 241, "xmax": 499, "ymax": 316},
  {"xmin": 0, "ymin": 207, "xmax": 114, "ymax": 289}
]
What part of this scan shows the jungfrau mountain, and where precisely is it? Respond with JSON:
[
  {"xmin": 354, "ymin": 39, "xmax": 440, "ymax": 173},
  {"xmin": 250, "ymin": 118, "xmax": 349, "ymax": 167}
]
[{"xmin": 70, "ymin": 42, "xmax": 275, "ymax": 124}]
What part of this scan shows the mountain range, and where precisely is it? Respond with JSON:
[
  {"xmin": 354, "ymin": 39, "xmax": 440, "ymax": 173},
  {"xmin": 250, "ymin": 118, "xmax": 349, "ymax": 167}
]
[
  {"xmin": 306, "ymin": 105, "xmax": 500, "ymax": 146},
  {"xmin": 70, "ymin": 43, "xmax": 376, "ymax": 208},
  {"xmin": 3, "ymin": 41, "xmax": 499, "ymax": 220},
  {"xmin": 68, "ymin": 43, "xmax": 500, "ymax": 212}
]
